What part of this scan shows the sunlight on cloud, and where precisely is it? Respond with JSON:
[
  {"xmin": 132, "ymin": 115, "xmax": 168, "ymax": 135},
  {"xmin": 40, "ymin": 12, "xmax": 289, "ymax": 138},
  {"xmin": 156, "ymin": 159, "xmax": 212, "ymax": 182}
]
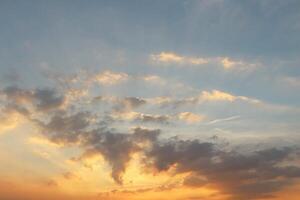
[
  {"xmin": 200, "ymin": 90, "xmax": 261, "ymax": 104},
  {"xmin": 93, "ymin": 70, "xmax": 129, "ymax": 85},
  {"xmin": 151, "ymin": 52, "xmax": 184, "ymax": 63},
  {"xmin": 200, "ymin": 90, "xmax": 237, "ymax": 101},
  {"xmin": 177, "ymin": 112, "xmax": 205, "ymax": 123},
  {"xmin": 151, "ymin": 52, "xmax": 208, "ymax": 65},
  {"xmin": 28, "ymin": 136, "xmax": 63, "ymax": 148},
  {"xmin": 151, "ymin": 52, "xmax": 259, "ymax": 71},
  {"xmin": 0, "ymin": 1, "xmax": 300, "ymax": 199},
  {"xmin": 0, "ymin": 111, "xmax": 23, "ymax": 134},
  {"xmin": 141, "ymin": 75, "xmax": 166, "ymax": 85},
  {"xmin": 219, "ymin": 57, "xmax": 259, "ymax": 70},
  {"xmin": 220, "ymin": 57, "xmax": 239, "ymax": 69}
]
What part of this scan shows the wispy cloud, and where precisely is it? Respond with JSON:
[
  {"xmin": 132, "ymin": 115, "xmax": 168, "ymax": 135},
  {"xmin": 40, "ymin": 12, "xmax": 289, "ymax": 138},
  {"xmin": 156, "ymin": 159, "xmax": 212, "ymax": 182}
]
[
  {"xmin": 151, "ymin": 52, "xmax": 260, "ymax": 71},
  {"xmin": 151, "ymin": 52, "xmax": 208, "ymax": 66},
  {"xmin": 207, "ymin": 115, "xmax": 241, "ymax": 125}
]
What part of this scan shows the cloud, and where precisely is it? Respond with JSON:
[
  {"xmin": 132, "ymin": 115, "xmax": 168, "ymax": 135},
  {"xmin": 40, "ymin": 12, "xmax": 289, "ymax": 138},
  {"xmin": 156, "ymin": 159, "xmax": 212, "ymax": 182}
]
[
  {"xmin": 28, "ymin": 136, "xmax": 59, "ymax": 146},
  {"xmin": 177, "ymin": 112, "xmax": 204, "ymax": 123},
  {"xmin": 183, "ymin": 175, "xmax": 208, "ymax": 188},
  {"xmin": 78, "ymin": 127, "xmax": 160, "ymax": 184},
  {"xmin": 92, "ymin": 70, "xmax": 129, "ymax": 85},
  {"xmin": 0, "ymin": 109, "xmax": 23, "ymax": 133},
  {"xmin": 36, "ymin": 111, "xmax": 94, "ymax": 145},
  {"xmin": 199, "ymin": 90, "xmax": 260, "ymax": 103},
  {"xmin": 282, "ymin": 76, "xmax": 300, "ymax": 88},
  {"xmin": 121, "ymin": 97, "xmax": 147, "ymax": 110},
  {"xmin": 151, "ymin": 52, "xmax": 259, "ymax": 70},
  {"xmin": 36, "ymin": 111, "xmax": 161, "ymax": 184},
  {"xmin": 1, "ymin": 86, "xmax": 65, "ymax": 112},
  {"xmin": 207, "ymin": 115, "xmax": 240, "ymax": 125},
  {"xmin": 220, "ymin": 57, "xmax": 260, "ymax": 71},
  {"xmin": 94, "ymin": 96, "xmax": 147, "ymax": 113},
  {"xmin": 0, "ymin": 86, "xmax": 66, "ymax": 133},
  {"xmin": 33, "ymin": 88, "xmax": 65, "ymax": 111},
  {"xmin": 151, "ymin": 52, "xmax": 208, "ymax": 65},
  {"xmin": 1, "ymin": 85, "xmax": 299, "ymax": 199},
  {"xmin": 151, "ymin": 52, "xmax": 184, "ymax": 63},
  {"xmin": 147, "ymin": 90, "xmax": 260, "ymax": 109},
  {"xmin": 144, "ymin": 138, "xmax": 300, "ymax": 199},
  {"xmin": 200, "ymin": 90, "xmax": 237, "ymax": 102},
  {"xmin": 197, "ymin": 90, "xmax": 260, "ymax": 104},
  {"xmin": 136, "ymin": 114, "xmax": 170, "ymax": 124},
  {"xmin": 220, "ymin": 57, "xmax": 244, "ymax": 69},
  {"xmin": 112, "ymin": 111, "xmax": 204, "ymax": 124}
]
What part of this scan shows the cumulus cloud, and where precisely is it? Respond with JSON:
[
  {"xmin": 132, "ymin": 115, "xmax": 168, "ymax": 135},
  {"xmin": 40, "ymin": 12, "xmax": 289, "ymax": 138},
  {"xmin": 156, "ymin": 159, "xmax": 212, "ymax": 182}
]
[
  {"xmin": 35, "ymin": 110, "xmax": 161, "ymax": 184},
  {"xmin": 144, "ymin": 139, "xmax": 300, "ymax": 200},
  {"xmin": 1, "ymin": 84, "xmax": 299, "ymax": 199},
  {"xmin": 20, "ymin": 109, "xmax": 300, "ymax": 199},
  {"xmin": 37, "ymin": 111, "xmax": 93, "ymax": 145},
  {"xmin": 84, "ymin": 127, "xmax": 160, "ymax": 184}
]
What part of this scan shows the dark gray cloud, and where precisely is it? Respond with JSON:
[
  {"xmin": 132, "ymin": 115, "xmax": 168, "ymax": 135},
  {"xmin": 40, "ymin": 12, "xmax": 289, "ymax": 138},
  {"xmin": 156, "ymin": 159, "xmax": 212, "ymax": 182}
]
[
  {"xmin": 1, "ymin": 86, "xmax": 300, "ymax": 199},
  {"xmin": 80, "ymin": 127, "xmax": 160, "ymax": 184},
  {"xmin": 1, "ymin": 86, "xmax": 65, "ymax": 112},
  {"xmin": 37, "ymin": 111, "xmax": 92, "ymax": 145},
  {"xmin": 40, "ymin": 110, "xmax": 298, "ymax": 199},
  {"xmin": 37, "ymin": 110, "xmax": 160, "ymax": 184},
  {"xmin": 145, "ymin": 139, "xmax": 300, "ymax": 200},
  {"xmin": 33, "ymin": 88, "xmax": 65, "ymax": 111}
]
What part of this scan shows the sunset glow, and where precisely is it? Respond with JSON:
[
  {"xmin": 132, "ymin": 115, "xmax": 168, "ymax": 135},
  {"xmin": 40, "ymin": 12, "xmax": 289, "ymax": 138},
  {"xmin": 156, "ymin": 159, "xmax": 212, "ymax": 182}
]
[{"xmin": 0, "ymin": 1, "xmax": 300, "ymax": 200}]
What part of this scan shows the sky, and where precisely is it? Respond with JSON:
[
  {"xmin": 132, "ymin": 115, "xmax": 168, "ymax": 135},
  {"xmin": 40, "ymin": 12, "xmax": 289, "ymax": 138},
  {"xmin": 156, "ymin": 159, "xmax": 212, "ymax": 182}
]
[{"xmin": 0, "ymin": 0, "xmax": 300, "ymax": 200}]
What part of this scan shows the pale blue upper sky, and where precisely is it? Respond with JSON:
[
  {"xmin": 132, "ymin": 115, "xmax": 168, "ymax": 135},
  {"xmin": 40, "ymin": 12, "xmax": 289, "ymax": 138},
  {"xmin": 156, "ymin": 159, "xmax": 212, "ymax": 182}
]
[
  {"xmin": 1, "ymin": 0, "xmax": 300, "ymax": 103},
  {"xmin": 0, "ymin": 0, "xmax": 299, "ymax": 143}
]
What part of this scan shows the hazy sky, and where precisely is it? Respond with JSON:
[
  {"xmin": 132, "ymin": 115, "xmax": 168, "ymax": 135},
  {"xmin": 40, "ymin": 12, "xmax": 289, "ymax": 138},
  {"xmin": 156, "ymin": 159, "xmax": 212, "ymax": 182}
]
[{"xmin": 0, "ymin": 1, "xmax": 300, "ymax": 200}]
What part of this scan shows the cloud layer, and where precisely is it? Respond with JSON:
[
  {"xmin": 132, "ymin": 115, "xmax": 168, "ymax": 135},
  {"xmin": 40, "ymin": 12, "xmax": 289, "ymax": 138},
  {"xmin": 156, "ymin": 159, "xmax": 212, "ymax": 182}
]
[{"xmin": 1, "ymin": 83, "xmax": 299, "ymax": 200}]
